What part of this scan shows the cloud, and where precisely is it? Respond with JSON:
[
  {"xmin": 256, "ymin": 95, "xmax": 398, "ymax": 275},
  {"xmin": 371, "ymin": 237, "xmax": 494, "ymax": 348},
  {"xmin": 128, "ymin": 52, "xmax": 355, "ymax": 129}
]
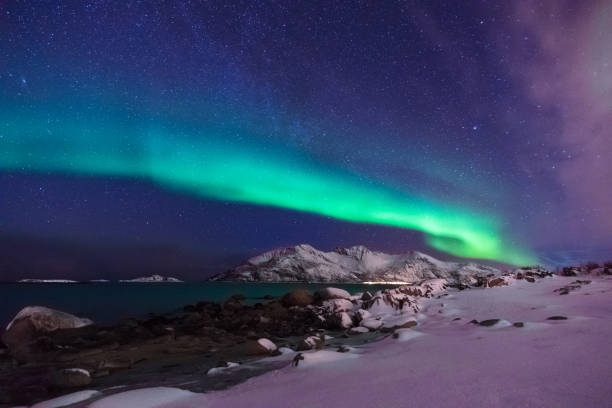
[{"xmin": 507, "ymin": 0, "xmax": 612, "ymax": 246}]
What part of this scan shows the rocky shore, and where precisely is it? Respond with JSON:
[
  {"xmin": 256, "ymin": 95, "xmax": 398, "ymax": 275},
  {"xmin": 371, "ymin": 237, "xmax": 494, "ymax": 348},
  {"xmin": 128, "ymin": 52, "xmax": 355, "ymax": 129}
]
[{"xmin": 0, "ymin": 264, "xmax": 596, "ymax": 407}]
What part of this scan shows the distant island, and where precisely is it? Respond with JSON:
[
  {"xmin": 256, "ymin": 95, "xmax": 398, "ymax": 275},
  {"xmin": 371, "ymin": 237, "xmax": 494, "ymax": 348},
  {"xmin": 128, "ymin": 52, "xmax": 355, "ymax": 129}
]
[
  {"xmin": 16, "ymin": 275, "xmax": 182, "ymax": 283},
  {"xmin": 18, "ymin": 279, "xmax": 79, "ymax": 283},
  {"xmin": 118, "ymin": 274, "xmax": 183, "ymax": 283}
]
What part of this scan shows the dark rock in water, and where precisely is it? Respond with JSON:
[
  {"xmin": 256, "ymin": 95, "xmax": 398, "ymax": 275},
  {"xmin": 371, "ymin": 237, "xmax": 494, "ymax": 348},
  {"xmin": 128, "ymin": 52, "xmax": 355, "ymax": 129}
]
[
  {"xmin": 281, "ymin": 289, "xmax": 314, "ymax": 307},
  {"xmin": 296, "ymin": 334, "xmax": 324, "ymax": 351},
  {"xmin": 478, "ymin": 319, "xmax": 500, "ymax": 327},
  {"xmin": 525, "ymin": 277, "xmax": 535, "ymax": 283},
  {"xmin": 547, "ymin": 316, "xmax": 568, "ymax": 320},
  {"xmin": 469, "ymin": 319, "xmax": 479, "ymax": 324},
  {"xmin": 453, "ymin": 317, "xmax": 461, "ymax": 321},
  {"xmin": 337, "ymin": 345, "xmax": 351, "ymax": 353},
  {"xmin": 513, "ymin": 322, "xmax": 524, "ymax": 328},
  {"xmin": 262, "ymin": 294, "xmax": 275, "ymax": 300},
  {"xmin": 516, "ymin": 273, "xmax": 524, "ymax": 279},
  {"xmin": 51, "ymin": 368, "xmax": 92, "ymax": 388}
]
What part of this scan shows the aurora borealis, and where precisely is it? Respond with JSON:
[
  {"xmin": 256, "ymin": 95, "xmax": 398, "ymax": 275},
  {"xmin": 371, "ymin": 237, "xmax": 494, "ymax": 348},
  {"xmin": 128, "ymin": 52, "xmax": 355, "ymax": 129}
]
[{"xmin": 1, "ymin": 1, "xmax": 611, "ymax": 277}]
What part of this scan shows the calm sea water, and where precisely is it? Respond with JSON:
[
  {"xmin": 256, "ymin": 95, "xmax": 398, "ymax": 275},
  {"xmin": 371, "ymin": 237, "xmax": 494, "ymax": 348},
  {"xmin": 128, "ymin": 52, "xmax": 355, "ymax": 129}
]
[{"xmin": 0, "ymin": 282, "xmax": 398, "ymax": 328}]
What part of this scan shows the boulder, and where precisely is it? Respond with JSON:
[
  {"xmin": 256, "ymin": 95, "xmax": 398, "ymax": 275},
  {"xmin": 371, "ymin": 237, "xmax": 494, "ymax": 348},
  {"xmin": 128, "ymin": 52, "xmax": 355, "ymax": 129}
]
[
  {"xmin": 478, "ymin": 319, "xmax": 501, "ymax": 327},
  {"xmin": 281, "ymin": 290, "xmax": 314, "ymax": 307},
  {"xmin": 246, "ymin": 338, "xmax": 277, "ymax": 355},
  {"xmin": 316, "ymin": 287, "xmax": 351, "ymax": 300},
  {"xmin": 6, "ymin": 306, "xmax": 93, "ymax": 332},
  {"xmin": 3, "ymin": 306, "xmax": 93, "ymax": 353},
  {"xmin": 51, "ymin": 368, "xmax": 92, "ymax": 388},
  {"xmin": 547, "ymin": 316, "xmax": 568, "ymax": 320}
]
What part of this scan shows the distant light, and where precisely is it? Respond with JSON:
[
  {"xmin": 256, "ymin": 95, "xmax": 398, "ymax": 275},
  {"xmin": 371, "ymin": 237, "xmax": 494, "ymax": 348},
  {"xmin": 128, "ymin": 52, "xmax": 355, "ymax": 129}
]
[{"xmin": 472, "ymin": 125, "xmax": 478, "ymax": 130}]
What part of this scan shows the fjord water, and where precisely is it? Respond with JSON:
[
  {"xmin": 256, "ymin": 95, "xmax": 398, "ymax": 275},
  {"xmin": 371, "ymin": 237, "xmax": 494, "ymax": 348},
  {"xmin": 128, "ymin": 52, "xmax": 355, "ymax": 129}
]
[{"xmin": 0, "ymin": 282, "xmax": 397, "ymax": 329}]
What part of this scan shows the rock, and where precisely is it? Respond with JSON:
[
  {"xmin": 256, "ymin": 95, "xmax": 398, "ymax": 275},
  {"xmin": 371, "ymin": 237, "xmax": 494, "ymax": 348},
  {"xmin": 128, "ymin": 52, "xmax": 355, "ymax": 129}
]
[
  {"xmin": 469, "ymin": 319, "xmax": 479, "ymax": 324},
  {"xmin": 3, "ymin": 307, "xmax": 93, "ymax": 355},
  {"xmin": 337, "ymin": 345, "xmax": 351, "ymax": 353},
  {"xmin": 327, "ymin": 312, "xmax": 353, "ymax": 329},
  {"xmin": 246, "ymin": 338, "xmax": 277, "ymax": 355},
  {"xmin": 5, "ymin": 306, "xmax": 93, "ymax": 333},
  {"xmin": 51, "ymin": 368, "xmax": 92, "ymax": 388},
  {"xmin": 487, "ymin": 278, "xmax": 506, "ymax": 288},
  {"xmin": 525, "ymin": 277, "xmax": 535, "ymax": 283},
  {"xmin": 513, "ymin": 322, "xmax": 524, "ymax": 328},
  {"xmin": 296, "ymin": 335, "xmax": 324, "ymax": 350},
  {"xmin": 281, "ymin": 289, "xmax": 314, "ymax": 307},
  {"xmin": 478, "ymin": 319, "xmax": 501, "ymax": 327},
  {"xmin": 381, "ymin": 320, "xmax": 417, "ymax": 333},
  {"xmin": 361, "ymin": 291, "xmax": 373, "ymax": 301},
  {"xmin": 323, "ymin": 299, "xmax": 354, "ymax": 313},
  {"xmin": 316, "ymin": 287, "xmax": 351, "ymax": 300},
  {"xmin": 547, "ymin": 316, "xmax": 568, "ymax": 320}
]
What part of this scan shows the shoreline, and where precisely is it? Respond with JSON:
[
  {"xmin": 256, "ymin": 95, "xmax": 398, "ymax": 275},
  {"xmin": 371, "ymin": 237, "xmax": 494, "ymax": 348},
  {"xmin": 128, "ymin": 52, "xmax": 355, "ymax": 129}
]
[{"xmin": 2, "ymin": 270, "xmax": 611, "ymax": 407}]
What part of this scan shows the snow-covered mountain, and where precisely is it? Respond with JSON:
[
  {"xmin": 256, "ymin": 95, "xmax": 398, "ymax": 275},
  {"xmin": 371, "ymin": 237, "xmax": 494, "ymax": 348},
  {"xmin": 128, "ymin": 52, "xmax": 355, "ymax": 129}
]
[
  {"xmin": 210, "ymin": 244, "xmax": 501, "ymax": 284},
  {"xmin": 119, "ymin": 274, "xmax": 183, "ymax": 283}
]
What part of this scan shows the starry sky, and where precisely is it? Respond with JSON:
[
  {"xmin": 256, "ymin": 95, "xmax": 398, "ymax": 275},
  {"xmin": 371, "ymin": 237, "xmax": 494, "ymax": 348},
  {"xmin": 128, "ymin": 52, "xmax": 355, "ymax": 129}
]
[{"xmin": 1, "ymin": 1, "xmax": 611, "ymax": 279}]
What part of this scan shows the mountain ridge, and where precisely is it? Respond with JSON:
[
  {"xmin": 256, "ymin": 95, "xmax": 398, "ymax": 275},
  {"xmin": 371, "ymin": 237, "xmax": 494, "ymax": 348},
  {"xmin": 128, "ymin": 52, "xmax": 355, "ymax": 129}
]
[{"xmin": 210, "ymin": 244, "xmax": 503, "ymax": 284}]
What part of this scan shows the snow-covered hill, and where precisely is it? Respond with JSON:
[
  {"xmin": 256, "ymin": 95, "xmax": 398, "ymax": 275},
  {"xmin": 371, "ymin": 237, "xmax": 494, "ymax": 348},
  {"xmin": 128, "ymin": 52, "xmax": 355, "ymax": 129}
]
[{"xmin": 210, "ymin": 244, "xmax": 501, "ymax": 285}]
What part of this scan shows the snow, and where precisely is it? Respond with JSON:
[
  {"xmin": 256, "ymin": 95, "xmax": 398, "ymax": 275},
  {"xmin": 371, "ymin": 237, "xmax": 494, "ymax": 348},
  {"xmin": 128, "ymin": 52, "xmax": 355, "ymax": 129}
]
[
  {"xmin": 322, "ymin": 298, "xmax": 353, "ymax": 312},
  {"xmin": 104, "ymin": 276, "xmax": 612, "ymax": 408},
  {"xmin": 63, "ymin": 368, "xmax": 90, "ymax": 377},
  {"xmin": 349, "ymin": 326, "xmax": 370, "ymax": 334},
  {"xmin": 293, "ymin": 349, "xmax": 360, "ymax": 369},
  {"xmin": 360, "ymin": 317, "xmax": 383, "ymax": 330},
  {"xmin": 88, "ymin": 387, "xmax": 198, "ymax": 408},
  {"xmin": 393, "ymin": 328, "xmax": 425, "ymax": 342},
  {"xmin": 30, "ymin": 390, "xmax": 101, "ymax": 408},
  {"xmin": 6, "ymin": 306, "xmax": 93, "ymax": 331}
]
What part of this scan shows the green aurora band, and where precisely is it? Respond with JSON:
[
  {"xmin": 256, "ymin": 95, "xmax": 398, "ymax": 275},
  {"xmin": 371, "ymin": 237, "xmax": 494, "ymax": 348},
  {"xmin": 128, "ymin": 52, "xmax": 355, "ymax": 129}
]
[{"xmin": 0, "ymin": 103, "xmax": 536, "ymax": 265}]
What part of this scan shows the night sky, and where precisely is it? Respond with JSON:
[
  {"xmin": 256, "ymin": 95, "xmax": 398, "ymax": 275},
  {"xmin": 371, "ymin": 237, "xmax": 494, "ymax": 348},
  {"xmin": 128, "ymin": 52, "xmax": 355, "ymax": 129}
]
[{"xmin": 1, "ymin": 1, "xmax": 611, "ymax": 279}]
